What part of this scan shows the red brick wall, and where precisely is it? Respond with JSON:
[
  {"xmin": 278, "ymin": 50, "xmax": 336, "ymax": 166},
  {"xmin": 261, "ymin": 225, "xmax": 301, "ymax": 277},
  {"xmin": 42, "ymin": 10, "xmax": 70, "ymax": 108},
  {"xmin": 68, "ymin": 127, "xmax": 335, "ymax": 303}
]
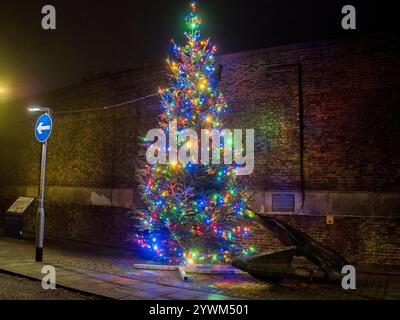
[
  {"xmin": 220, "ymin": 34, "xmax": 400, "ymax": 191},
  {"xmin": 0, "ymin": 34, "xmax": 399, "ymax": 267},
  {"xmin": 243, "ymin": 214, "xmax": 400, "ymax": 266}
]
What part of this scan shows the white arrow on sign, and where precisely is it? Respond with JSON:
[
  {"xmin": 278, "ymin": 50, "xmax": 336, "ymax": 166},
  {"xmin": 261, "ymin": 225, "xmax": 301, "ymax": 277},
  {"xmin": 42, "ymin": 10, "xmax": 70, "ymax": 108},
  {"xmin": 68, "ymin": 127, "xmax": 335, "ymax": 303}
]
[{"xmin": 37, "ymin": 122, "xmax": 51, "ymax": 135}]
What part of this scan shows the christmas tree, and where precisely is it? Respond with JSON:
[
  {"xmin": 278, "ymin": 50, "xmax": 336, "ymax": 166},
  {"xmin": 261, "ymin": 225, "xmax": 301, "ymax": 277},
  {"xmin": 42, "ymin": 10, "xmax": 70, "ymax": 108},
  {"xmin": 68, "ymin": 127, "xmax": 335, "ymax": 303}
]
[{"xmin": 136, "ymin": 1, "xmax": 255, "ymax": 265}]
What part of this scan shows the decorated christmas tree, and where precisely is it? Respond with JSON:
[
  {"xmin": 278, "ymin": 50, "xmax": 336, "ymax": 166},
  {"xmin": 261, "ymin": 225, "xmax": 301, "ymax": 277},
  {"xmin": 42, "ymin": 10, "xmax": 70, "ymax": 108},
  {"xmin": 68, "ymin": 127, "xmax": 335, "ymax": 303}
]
[{"xmin": 135, "ymin": 1, "xmax": 255, "ymax": 265}]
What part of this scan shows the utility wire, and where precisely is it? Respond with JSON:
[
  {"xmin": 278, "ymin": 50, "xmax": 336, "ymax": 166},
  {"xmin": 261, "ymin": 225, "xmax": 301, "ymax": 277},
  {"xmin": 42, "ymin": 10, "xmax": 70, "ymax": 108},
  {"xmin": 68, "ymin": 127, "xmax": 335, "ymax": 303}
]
[{"xmin": 53, "ymin": 92, "xmax": 159, "ymax": 114}]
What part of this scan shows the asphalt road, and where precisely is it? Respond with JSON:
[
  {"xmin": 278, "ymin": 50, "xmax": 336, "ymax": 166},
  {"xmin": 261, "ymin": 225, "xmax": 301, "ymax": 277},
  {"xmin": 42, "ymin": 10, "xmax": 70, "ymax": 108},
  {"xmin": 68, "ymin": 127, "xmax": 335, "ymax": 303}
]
[{"xmin": 0, "ymin": 272, "xmax": 98, "ymax": 300}]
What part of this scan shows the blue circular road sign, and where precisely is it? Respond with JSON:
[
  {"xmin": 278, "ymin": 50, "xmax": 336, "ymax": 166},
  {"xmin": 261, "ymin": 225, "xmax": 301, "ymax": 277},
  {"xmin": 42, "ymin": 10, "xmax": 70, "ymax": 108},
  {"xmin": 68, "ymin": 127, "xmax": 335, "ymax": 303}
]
[{"xmin": 35, "ymin": 114, "xmax": 53, "ymax": 143}]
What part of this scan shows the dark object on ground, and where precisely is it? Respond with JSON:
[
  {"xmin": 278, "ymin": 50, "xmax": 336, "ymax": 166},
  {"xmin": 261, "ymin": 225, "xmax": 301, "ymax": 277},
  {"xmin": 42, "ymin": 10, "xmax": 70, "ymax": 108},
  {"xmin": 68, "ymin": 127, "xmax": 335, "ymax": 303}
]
[
  {"xmin": 232, "ymin": 214, "xmax": 348, "ymax": 284},
  {"xmin": 3, "ymin": 212, "xmax": 23, "ymax": 239}
]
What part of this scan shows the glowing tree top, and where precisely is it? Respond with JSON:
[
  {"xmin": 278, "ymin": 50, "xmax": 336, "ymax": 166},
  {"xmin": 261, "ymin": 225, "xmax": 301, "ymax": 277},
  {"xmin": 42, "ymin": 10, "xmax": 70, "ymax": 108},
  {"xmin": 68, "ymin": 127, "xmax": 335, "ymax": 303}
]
[
  {"xmin": 136, "ymin": 1, "xmax": 255, "ymax": 266},
  {"xmin": 160, "ymin": 1, "xmax": 227, "ymax": 131}
]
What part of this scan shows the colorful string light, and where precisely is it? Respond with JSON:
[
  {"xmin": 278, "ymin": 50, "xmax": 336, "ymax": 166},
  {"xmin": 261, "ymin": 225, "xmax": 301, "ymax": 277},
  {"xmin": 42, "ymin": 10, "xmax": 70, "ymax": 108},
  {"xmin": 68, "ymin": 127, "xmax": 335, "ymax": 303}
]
[{"xmin": 136, "ymin": 1, "xmax": 255, "ymax": 265}]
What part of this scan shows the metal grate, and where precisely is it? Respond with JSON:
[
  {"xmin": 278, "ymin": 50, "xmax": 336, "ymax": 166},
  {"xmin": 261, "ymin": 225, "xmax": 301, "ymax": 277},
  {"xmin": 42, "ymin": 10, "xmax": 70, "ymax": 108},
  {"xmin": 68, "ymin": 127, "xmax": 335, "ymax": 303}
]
[{"xmin": 272, "ymin": 194, "xmax": 295, "ymax": 212}]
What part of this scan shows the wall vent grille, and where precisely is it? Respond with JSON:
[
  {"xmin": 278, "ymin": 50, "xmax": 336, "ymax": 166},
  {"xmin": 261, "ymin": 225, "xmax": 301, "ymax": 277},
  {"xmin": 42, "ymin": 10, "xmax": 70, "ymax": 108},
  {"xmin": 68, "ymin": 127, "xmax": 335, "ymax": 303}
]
[{"xmin": 272, "ymin": 193, "xmax": 295, "ymax": 212}]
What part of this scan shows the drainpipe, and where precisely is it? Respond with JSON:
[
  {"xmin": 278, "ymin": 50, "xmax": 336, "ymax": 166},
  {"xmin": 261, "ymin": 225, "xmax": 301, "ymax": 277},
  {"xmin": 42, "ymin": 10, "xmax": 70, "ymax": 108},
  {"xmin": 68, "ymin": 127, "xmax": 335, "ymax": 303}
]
[{"xmin": 297, "ymin": 64, "xmax": 306, "ymax": 212}]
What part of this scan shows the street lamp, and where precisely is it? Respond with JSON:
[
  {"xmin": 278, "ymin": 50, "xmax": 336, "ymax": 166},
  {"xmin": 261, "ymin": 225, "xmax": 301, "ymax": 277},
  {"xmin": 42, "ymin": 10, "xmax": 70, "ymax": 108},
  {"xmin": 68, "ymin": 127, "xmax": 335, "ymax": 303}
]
[
  {"xmin": 28, "ymin": 106, "xmax": 52, "ymax": 114},
  {"xmin": 28, "ymin": 105, "xmax": 53, "ymax": 262}
]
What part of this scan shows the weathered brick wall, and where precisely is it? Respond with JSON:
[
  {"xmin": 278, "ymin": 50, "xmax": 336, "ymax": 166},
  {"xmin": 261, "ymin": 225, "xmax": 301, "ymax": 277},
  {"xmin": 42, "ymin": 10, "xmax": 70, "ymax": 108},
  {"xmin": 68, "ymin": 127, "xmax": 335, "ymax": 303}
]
[
  {"xmin": 0, "ymin": 34, "xmax": 399, "ymax": 266},
  {"xmin": 241, "ymin": 215, "xmax": 400, "ymax": 267},
  {"xmin": 220, "ymin": 34, "xmax": 400, "ymax": 191}
]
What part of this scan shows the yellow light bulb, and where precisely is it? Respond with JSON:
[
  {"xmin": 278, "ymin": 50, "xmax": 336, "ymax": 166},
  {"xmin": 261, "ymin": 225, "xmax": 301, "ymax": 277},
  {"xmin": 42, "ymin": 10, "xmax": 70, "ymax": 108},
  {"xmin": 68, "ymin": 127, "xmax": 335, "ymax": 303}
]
[{"xmin": 198, "ymin": 78, "xmax": 208, "ymax": 91}]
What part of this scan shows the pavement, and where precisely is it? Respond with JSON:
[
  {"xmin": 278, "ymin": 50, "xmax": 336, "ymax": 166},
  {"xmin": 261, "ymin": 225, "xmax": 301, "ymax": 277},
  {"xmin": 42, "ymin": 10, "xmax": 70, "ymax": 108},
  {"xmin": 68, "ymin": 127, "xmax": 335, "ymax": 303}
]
[{"xmin": 0, "ymin": 237, "xmax": 400, "ymax": 300}]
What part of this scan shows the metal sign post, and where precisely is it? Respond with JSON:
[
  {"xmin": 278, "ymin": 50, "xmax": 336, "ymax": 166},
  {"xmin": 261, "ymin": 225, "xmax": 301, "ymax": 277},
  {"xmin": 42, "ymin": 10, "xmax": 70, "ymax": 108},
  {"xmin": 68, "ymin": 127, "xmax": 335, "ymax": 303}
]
[
  {"xmin": 34, "ymin": 112, "xmax": 53, "ymax": 262},
  {"xmin": 36, "ymin": 140, "xmax": 47, "ymax": 262}
]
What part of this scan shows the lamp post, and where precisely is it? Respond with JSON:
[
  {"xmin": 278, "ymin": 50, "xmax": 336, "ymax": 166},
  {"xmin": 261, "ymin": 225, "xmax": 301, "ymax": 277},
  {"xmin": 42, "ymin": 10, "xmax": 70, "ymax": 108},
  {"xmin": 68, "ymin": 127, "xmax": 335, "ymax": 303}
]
[{"xmin": 28, "ymin": 106, "xmax": 52, "ymax": 262}]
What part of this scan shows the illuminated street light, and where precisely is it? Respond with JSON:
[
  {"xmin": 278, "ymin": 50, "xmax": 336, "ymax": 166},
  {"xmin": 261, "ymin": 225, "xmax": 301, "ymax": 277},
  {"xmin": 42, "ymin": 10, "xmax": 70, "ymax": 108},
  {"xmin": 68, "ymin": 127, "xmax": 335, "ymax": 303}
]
[{"xmin": 28, "ymin": 106, "xmax": 52, "ymax": 113}]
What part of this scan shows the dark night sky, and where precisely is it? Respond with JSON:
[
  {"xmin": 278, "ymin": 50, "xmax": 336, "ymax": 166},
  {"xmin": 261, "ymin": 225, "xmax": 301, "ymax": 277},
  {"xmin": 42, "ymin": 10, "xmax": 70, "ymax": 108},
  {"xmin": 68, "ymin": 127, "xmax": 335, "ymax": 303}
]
[{"xmin": 0, "ymin": 0, "xmax": 397, "ymax": 100}]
